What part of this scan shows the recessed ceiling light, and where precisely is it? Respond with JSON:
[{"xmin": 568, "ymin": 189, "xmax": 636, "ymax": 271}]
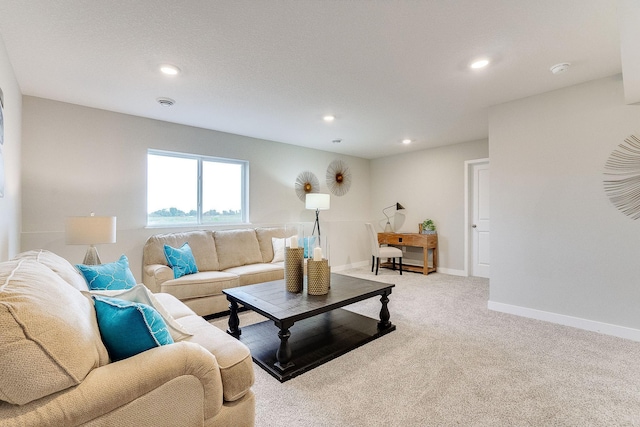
[
  {"xmin": 470, "ymin": 59, "xmax": 490, "ymax": 69},
  {"xmin": 323, "ymin": 115, "xmax": 335, "ymax": 122},
  {"xmin": 402, "ymin": 139, "xmax": 412, "ymax": 145},
  {"xmin": 160, "ymin": 64, "xmax": 181, "ymax": 75}
]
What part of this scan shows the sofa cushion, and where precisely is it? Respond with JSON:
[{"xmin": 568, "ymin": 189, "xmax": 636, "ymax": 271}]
[
  {"xmin": 177, "ymin": 314, "xmax": 255, "ymax": 402},
  {"xmin": 224, "ymin": 263, "xmax": 285, "ymax": 286},
  {"xmin": 255, "ymin": 227, "xmax": 289, "ymax": 263},
  {"xmin": 93, "ymin": 296, "xmax": 174, "ymax": 361},
  {"xmin": 0, "ymin": 260, "xmax": 109, "ymax": 405},
  {"xmin": 214, "ymin": 229, "xmax": 263, "ymax": 270},
  {"xmin": 160, "ymin": 271, "xmax": 239, "ymax": 301},
  {"xmin": 144, "ymin": 231, "xmax": 219, "ymax": 271},
  {"xmin": 145, "ymin": 292, "xmax": 254, "ymax": 402},
  {"xmin": 77, "ymin": 255, "xmax": 137, "ymax": 290},
  {"xmin": 12, "ymin": 249, "xmax": 89, "ymax": 291},
  {"xmin": 88, "ymin": 284, "xmax": 193, "ymax": 341},
  {"xmin": 164, "ymin": 242, "xmax": 199, "ymax": 279},
  {"xmin": 153, "ymin": 292, "xmax": 199, "ymax": 321}
]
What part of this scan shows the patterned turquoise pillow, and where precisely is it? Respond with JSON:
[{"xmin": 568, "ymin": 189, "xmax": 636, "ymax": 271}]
[
  {"xmin": 163, "ymin": 243, "xmax": 199, "ymax": 279},
  {"xmin": 298, "ymin": 236, "xmax": 317, "ymax": 258},
  {"xmin": 93, "ymin": 296, "xmax": 174, "ymax": 361},
  {"xmin": 77, "ymin": 254, "xmax": 137, "ymax": 290}
]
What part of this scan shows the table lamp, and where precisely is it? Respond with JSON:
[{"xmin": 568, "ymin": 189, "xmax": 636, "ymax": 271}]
[
  {"xmin": 65, "ymin": 213, "xmax": 117, "ymax": 265},
  {"xmin": 382, "ymin": 202, "xmax": 405, "ymax": 232},
  {"xmin": 306, "ymin": 193, "xmax": 330, "ymax": 242}
]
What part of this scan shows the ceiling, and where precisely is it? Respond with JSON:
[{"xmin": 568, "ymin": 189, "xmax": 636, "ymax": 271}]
[{"xmin": 0, "ymin": 1, "xmax": 632, "ymax": 159}]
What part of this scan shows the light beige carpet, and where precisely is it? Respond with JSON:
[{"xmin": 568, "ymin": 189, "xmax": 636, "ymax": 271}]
[{"xmin": 210, "ymin": 268, "xmax": 640, "ymax": 426}]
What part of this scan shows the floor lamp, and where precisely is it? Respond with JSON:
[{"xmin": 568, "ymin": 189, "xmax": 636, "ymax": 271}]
[
  {"xmin": 306, "ymin": 193, "xmax": 330, "ymax": 244},
  {"xmin": 382, "ymin": 202, "xmax": 405, "ymax": 232},
  {"xmin": 65, "ymin": 213, "xmax": 117, "ymax": 265}
]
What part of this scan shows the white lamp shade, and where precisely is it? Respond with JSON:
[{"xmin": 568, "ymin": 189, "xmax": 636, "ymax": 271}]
[
  {"xmin": 65, "ymin": 216, "xmax": 117, "ymax": 245},
  {"xmin": 306, "ymin": 193, "xmax": 330, "ymax": 210}
]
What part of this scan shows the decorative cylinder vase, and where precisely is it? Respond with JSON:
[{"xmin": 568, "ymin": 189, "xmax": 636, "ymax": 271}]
[
  {"xmin": 307, "ymin": 259, "xmax": 330, "ymax": 295},
  {"xmin": 285, "ymin": 247, "xmax": 304, "ymax": 292}
]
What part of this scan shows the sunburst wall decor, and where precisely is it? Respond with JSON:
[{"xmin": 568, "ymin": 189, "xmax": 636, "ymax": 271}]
[
  {"xmin": 295, "ymin": 171, "xmax": 319, "ymax": 202},
  {"xmin": 603, "ymin": 134, "xmax": 640, "ymax": 220},
  {"xmin": 326, "ymin": 159, "xmax": 352, "ymax": 197}
]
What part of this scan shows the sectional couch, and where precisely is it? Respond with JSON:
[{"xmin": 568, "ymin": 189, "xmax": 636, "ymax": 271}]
[
  {"xmin": 0, "ymin": 250, "xmax": 255, "ymax": 426},
  {"xmin": 142, "ymin": 227, "xmax": 295, "ymax": 316}
]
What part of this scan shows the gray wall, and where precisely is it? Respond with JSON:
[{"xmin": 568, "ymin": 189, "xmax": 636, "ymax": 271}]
[
  {"xmin": 0, "ymin": 36, "xmax": 21, "ymax": 261},
  {"xmin": 489, "ymin": 75, "xmax": 640, "ymax": 333},
  {"xmin": 370, "ymin": 140, "xmax": 489, "ymax": 274},
  {"xmin": 13, "ymin": 71, "xmax": 640, "ymax": 339},
  {"xmin": 20, "ymin": 97, "xmax": 372, "ymax": 280},
  {"xmin": 20, "ymin": 95, "xmax": 487, "ymax": 280}
]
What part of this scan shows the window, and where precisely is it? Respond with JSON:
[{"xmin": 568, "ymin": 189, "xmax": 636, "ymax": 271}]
[{"xmin": 147, "ymin": 150, "xmax": 248, "ymax": 226}]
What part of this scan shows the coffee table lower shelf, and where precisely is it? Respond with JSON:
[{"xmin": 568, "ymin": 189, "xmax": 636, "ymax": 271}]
[{"xmin": 238, "ymin": 308, "xmax": 395, "ymax": 382}]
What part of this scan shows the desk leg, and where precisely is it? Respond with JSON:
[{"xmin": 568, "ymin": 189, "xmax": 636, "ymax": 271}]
[
  {"xmin": 423, "ymin": 248, "xmax": 428, "ymax": 275},
  {"xmin": 432, "ymin": 247, "xmax": 437, "ymax": 273}
]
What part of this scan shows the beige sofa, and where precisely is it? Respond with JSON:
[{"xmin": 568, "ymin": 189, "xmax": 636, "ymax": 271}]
[
  {"xmin": 0, "ymin": 250, "xmax": 255, "ymax": 427},
  {"xmin": 143, "ymin": 227, "xmax": 294, "ymax": 316}
]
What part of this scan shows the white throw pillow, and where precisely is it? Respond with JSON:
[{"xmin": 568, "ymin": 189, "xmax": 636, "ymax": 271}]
[
  {"xmin": 271, "ymin": 237, "xmax": 286, "ymax": 262},
  {"xmin": 271, "ymin": 235, "xmax": 297, "ymax": 263},
  {"xmin": 86, "ymin": 284, "xmax": 193, "ymax": 341}
]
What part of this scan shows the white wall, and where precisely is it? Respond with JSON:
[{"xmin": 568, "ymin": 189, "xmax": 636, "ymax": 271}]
[
  {"xmin": 21, "ymin": 97, "xmax": 371, "ymax": 280},
  {"xmin": 489, "ymin": 75, "xmax": 640, "ymax": 336},
  {"xmin": 370, "ymin": 140, "xmax": 488, "ymax": 274},
  {"xmin": 0, "ymin": 36, "xmax": 21, "ymax": 261}
]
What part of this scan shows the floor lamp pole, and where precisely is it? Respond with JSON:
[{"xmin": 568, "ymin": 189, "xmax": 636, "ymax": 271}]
[{"xmin": 311, "ymin": 208, "xmax": 321, "ymax": 241}]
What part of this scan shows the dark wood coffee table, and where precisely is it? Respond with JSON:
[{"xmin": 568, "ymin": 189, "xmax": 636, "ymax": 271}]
[{"xmin": 223, "ymin": 273, "xmax": 395, "ymax": 382}]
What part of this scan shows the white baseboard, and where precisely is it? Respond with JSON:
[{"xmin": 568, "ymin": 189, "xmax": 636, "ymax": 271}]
[
  {"xmin": 332, "ymin": 262, "xmax": 466, "ymax": 277},
  {"xmin": 488, "ymin": 301, "xmax": 640, "ymax": 342},
  {"xmin": 435, "ymin": 267, "xmax": 466, "ymax": 276},
  {"xmin": 331, "ymin": 260, "xmax": 369, "ymax": 272}
]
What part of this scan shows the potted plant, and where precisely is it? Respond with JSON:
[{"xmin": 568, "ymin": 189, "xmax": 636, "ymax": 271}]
[{"xmin": 421, "ymin": 219, "xmax": 436, "ymax": 234}]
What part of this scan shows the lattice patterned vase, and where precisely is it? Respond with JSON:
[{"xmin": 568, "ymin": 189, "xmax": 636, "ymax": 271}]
[
  {"xmin": 307, "ymin": 259, "xmax": 330, "ymax": 295},
  {"xmin": 285, "ymin": 247, "xmax": 304, "ymax": 292}
]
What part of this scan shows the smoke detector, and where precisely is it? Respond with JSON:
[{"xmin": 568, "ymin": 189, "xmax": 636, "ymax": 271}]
[
  {"xmin": 156, "ymin": 97, "xmax": 175, "ymax": 107},
  {"xmin": 550, "ymin": 63, "xmax": 571, "ymax": 74}
]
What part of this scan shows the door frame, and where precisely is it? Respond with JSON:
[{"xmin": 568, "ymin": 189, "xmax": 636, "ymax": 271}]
[{"xmin": 464, "ymin": 158, "xmax": 490, "ymax": 277}]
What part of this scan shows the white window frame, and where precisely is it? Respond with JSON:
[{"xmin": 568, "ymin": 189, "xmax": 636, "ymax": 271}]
[{"xmin": 147, "ymin": 149, "xmax": 249, "ymax": 226}]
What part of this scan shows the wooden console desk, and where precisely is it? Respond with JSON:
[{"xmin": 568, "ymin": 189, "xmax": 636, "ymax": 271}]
[{"xmin": 378, "ymin": 232, "xmax": 437, "ymax": 275}]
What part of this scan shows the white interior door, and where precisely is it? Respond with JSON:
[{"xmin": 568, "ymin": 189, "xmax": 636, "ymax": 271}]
[{"xmin": 471, "ymin": 162, "xmax": 490, "ymax": 278}]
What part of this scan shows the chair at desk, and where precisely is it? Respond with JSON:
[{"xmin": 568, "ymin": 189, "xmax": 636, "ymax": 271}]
[{"xmin": 365, "ymin": 223, "xmax": 402, "ymax": 275}]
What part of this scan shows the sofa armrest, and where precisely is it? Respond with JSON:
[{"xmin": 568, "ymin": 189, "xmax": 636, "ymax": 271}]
[
  {"xmin": 0, "ymin": 342, "xmax": 223, "ymax": 426},
  {"xmin": 143, "ymin": 264, "xmax": 174, "ymax": 293}
]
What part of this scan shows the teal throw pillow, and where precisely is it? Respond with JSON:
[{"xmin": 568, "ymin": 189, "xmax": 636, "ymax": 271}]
[
  {"xmin": 93, "ymin": 296, "xmax": 174, "ymax": 361},
  {"xmin": 298, "ymin": 236, "xmax": 317, "ymax": 258},
  {"xmin": 163, "ymin": 243, "xmax": 199, "ymax": 279},
  {"xmin": 77, "ymin": 254, "xmax": 137, "ymax": 290}
]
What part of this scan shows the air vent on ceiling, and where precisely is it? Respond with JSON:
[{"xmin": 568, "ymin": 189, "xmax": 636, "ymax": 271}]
[{"xmin": 156, "ymin": 97, "xmax": 175, "ymax": 107}]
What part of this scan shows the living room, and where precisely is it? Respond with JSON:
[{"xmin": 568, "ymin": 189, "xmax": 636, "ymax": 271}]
[{"xmin": 1, "ymin": 1, "xmax": 640, "ymax": 425}]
